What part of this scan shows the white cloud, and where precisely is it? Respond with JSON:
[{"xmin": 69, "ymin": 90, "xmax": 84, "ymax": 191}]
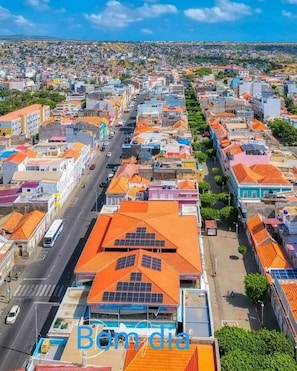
[
  {"xmin": 255, "ymin": 8, "xmax": 262, "ymax": 13},
  {"xmin": 25, "ymin": 0, "xmax": 50, "ymax": 11},
  {"xmin": 141, "ymin": 28, "xmax": 153, "ymax": 34},
  {"xmin": 138, "ymin": 3, "xmax": 177, "ymax": 18},
  {"xmin": 0, "ymin": 6, "xmax": 11, "ymax": 20},
  {"xmin": 85, "ymin": 0, "xmax": 178, "ymax": 29},
  {"xmin": 0, "ymin": 5, "xmax": 34, "ymax": 28},
  {"xmin": 13, "ymin": 15, "xmax": 34, "ymax": 27},
  {"xmin": 184, "ymin": 0, "xmax": 251, "ymax": 23},
  {"xmin": 282, "ymin": 9, "xmax": 297, "ymax": 17}
]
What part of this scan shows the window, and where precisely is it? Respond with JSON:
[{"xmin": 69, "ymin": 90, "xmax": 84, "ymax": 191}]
[
  {"xmin": 252, "ymin": 192, "xmax": 257, "ymax": 198},
  {"xmin": 243, "ymin": 191, "xmax": 248, "ymax": 198}
]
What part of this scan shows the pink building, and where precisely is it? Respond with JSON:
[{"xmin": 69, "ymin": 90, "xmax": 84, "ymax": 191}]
[{"xmin": 148, "ymin": 180, "xmax": 199, "ymax": 207}]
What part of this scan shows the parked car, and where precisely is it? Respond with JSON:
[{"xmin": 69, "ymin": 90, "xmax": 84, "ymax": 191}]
[
  {"xmin": 5, "ymin": 305, "xmax": 20, "ymax": 324},
  {"xmin": 106, "ymin": 152, "xmax": 112, "ymax": 157},
  {"xmin": 89, "ymin": 164, "xmax": 95, "ymax": 170},
  {"xmin": 100, "ymin": 182, "xmax": 108, "ymax": 188},
  {"xmin": 116, "ymin": 121, "xmax": 124, "ymax": 127}
]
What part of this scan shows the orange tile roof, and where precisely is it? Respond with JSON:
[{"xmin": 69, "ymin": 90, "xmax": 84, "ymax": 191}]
[
  {"xmin": 78, "ymin": 116, "xmax": 101, "ymax": 125},
  {"xmin": 127, "ymin": 186, "xmax": 146, "ymax": 198},
  {"xmin": 246, "ymin": 214, "xmax": 291, "ymax": 280},
  {"xmin": 256, "ymin": 242, "xmax": 291, "ymax": 272},
  {"xmin": 62, "ymin": 149, "xmax": 80, "ymax": 162},
  {"xmin": 10, "ymin": 210, "xmax": 45, "ymax": 240},
  {"xmin": 0, "ymin": 104, "xmax": 43, "ymax": 121},
  {"xmin": 3, "ymin": 211, "xmax": 23, "ymax": 234},
  {"xmin": 172, "ymin": 120, "xmax": 188, "ymax": 129},
  {"xmin": 246, "ymin": 214, "xmax": 274, "ymax": 246},
  {"xmin": 124, "ymin": 342, "xmax": 217, "ymax": 371},
  {"xmin": 106, "ymin": 177, "xmax": 129, "ymax": 194},
  {"xmin": 223, "ymin": 144, "xmax": 243, "ymax": 156},
  {"xmin": 232, "ymin": 163, "xmax": 291, "ymax": 185},
  {"xmin": 281, "ymin": 283, "xmax": 297, "ymax": 323},
  {"xmin": 75, "ymin": 201, "xmax": 202, "ymax": 278},
  {"xmin": 72, "ymin": 142, "xmax": 85, "ymax": 152},
  {"xmin": 88, "ymin": 250, "xmax": 180, "ymax": 305},
  {"xmin": 4, "ymin": 151, "xmax": 27, "ymax": 164},
  {"xmin": 23, "ymin": 148, "xmax": 37, "ymax": 158},
  {"xmin": 208, "ymin": 119, "xmax": 227, "ymax": 139},
  {"xmin": 178, "ymin": 180, "xmax": 196, "ymax": 190},
  {"xmin": 251, "ymin": 119, "xmax": 269, "ymax": 132}
]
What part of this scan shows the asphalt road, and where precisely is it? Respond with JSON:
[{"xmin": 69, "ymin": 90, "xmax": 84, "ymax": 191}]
[{"xmin": 0, "ymin": 102, "xmax": 140, "ymax": 371}]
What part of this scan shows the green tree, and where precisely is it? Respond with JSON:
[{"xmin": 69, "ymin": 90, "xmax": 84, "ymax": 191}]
[
  {"xmin": 244, "ymin": 273, "xmax": 269, "ymax": 303},
  {"xmin": 216, "ymin": 326, "xmax": 297, "ymax": 371},
  {"xmin": 200, "ymin": 193, "xmax": 218, "ymax": 208},
  {"xmin": 200, "ymin": 207, "xmax": 218, "ymax": 221},
  {"xmin": 219, "ymin": 206, "xmax": 238, "ymax": 225},
  {"xmin": 215, "ymin": 326, "xmax": 258, "ymax": 356},
  {"xmin": 206, "ymin": 148, "xmax": 216, "ymax": 158},
  {"xmin": 202, "ymin": 137, "xmax": 213, "ymax": 149},
  {"xmin": 212, "ymin": 167, "xmax": 221, "ymax": 175},
  {"xmin": 238, "ymin": 245, "xmax": 248, "ymax": 259},
  {"xmin": 198, "ymin": 181, "xmax": 211, "ymax": 194},
  {"xmin": 255, "ymin": 328, "xmax": 294, "ymax": 358},
  {"xmin": 221, "ymin": 350, "xmax": 262, "ymax": 371},
  {"xmin": 191, "ymin": 142, "xmax": 201, "ymax": 151},
  {"xmin": 195, "ymin": 67, "xmax": 212, "ymax": 76},
  {"xmin": 269, "ymin": 119, "xmax": 297, "ymax": 146},
  {"xmin": 262, "ymin": 352, "xmax": 297, "ymax": 371},
  {"xmin": 194, "ymin": 151, "xmax": 208, "ymax": 162},
  {"xmin": 213, "ymin": 174, "xmax": 228, "ymax": 187}
]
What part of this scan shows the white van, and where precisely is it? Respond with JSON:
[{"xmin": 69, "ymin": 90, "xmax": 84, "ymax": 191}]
[{"xmin": 5, "ymin": 305, "xmax": 20, "ymax": 324}]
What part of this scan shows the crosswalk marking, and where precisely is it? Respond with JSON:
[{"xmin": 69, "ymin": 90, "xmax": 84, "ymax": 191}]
[{"xmin": 14, "ymin": 284, "xmax": 65, "ymax": 298}]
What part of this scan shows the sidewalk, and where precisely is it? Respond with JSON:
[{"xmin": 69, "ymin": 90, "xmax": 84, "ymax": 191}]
[
  {"xmin": 204, "ymin": 228, "xmax": 279, "ymax": 331},
  {"xmin": 0, "ymin": 150, "xmax": 104, "ymax": 316}
]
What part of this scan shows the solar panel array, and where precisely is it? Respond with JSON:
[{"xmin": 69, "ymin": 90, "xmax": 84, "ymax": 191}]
[
  {"xmin": 114, "ymin": 226, "xmax": 166, "ymax": 248},
  {"xmin": 241, "ymin": 143, "xmax": 266, "ymax": 152},
  {"xmin": 130, "ymin": 272, "xmax": 142, "ymax": 281},
  {"xmin": 142, "ymin": 254, "xmax": 162, "ymax": 271},
  {"xmin": 116, "ymin": 281, "xmax": 152, "ymax": 292},
  {"xmin": 270, "ymin": 269, "xmax": 297, "ymax": 280},
  {"xmin": 102, "ymin": 291, "xmax": 163, "ymax": 303},
  {"xmin": 115, "ymin": 255, "xmax": 136, "ymax": 270},
  {"xmin": 115, "ymin": 239, "xmax": 165, "ymax": 247}
]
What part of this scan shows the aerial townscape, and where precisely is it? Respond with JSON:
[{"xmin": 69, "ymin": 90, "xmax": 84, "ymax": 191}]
[{"xmin": 2, "ymin": 1, "xmax": 297, "ymax": 371}]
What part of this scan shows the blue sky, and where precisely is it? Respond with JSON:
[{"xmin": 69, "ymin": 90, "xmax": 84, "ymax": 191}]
[{"xmin": 1, "ymin": 0, "xmax": 297, "ymax": 41}]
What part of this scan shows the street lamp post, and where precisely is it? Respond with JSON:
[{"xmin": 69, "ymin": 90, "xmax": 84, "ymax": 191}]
[{"xmin": 258, "ymin": 300, "xmax": 264, "ymax": 326}]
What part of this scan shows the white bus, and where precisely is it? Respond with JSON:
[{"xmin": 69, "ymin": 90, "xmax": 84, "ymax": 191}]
[{"xmin": 43, "ymin": 219, "xmax": 64, "ymax": 247}]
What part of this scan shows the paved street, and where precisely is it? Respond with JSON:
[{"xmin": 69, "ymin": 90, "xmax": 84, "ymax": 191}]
[{"xmin": 202, "ymin": 159, "xmax": 279, "ymax": 332}]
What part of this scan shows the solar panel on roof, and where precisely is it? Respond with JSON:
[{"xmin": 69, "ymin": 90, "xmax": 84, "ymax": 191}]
[
  {"xmin": 102, "ymin": 291, "xmax": 163, "ymax": 303},
  {"xmin": 152, "ymin": 257, "xmax": 162, "ymax": 271},
  {"xmin": 116, "ymin": 282, "xmax": 152, "ymax": 292},
  {"xmin": 270, "ymin": 269, "xmax": 297, "ymax": 280},
  {"xmin": 115, "ymin": 255, "xmax": 136, "ymax": 270},
  {"xmin": 130, "ymin": 272, "xmax": 142, "ymax": 281}
]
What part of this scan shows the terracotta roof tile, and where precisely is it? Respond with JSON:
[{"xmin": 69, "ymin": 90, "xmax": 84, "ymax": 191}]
[
  {"xmin": 10, "ymin": 210, "xmax": 45, "ymax": 240},
  {"xmin": 75, "ymin": 201, "xmax": 202, "ymax": 278},
  {"xmin": 4, "ymin": 152, "xmax": 27, "ymax": 164},
  {"xmin": 3, "ymin": 211, "xmax": 23, "ymax": 233},
  {"xmin": 87, "ymin": 250, "xmax": 180, "ymax": 305},
  {"xmin": 232, "ymin": 163, "xmax": 291, "ymax": 185},
  {"xmin": 124, "ymin": 342, "xmax": 217, "ymax": 371}
]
